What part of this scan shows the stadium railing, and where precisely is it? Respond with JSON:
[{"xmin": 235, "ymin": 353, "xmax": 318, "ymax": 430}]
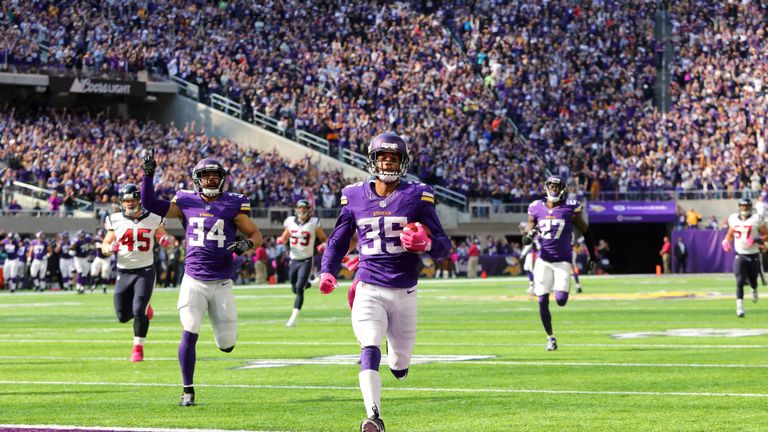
[{"xmin": 169, "ymin": 76, "xmax": 468, "ymax": 211}]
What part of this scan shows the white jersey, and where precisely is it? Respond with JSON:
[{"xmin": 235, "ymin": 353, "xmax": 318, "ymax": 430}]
[
  {"xmin": 284, "ymin": 216, "xmax": 321, "ymax": 260},
  {"xmin": 728, "ymin": 212, "xmax": 763, "ymax": 255},
  {"xmin": 105, "ymin": 211, "xmax": 165, "ymax": 269}
]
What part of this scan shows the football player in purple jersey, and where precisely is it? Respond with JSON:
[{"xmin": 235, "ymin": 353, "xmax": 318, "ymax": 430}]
[
  {"xmin": 522, "ymin": 176, "xmax": 597, "ymax": 351},
  {"xmin": 141, "ymin": 149, "xmax": 263, "ymax": 406},
  {"xmin": 319, "ymin": 132, "xmax": 451, "ymax": 432},
  {"xmin": 28, "ymin": 231, "xmax": 52, "ymax": 292}
]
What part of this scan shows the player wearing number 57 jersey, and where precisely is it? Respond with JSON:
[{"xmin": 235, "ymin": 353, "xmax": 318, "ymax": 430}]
[
  {"xmin": 277, "ymin": 199, "xmax": 328, "ymax": 328},
  {"xmin": 523, "ymin": 176, "xmax": 596, "ymax": 352},
  {"xmin": 141, "ymin": 152, "xmax": 263, "ymax": 407},
  {"xmin": 722, "ymin": 198, "xmax": 768, "ymax": 317},
  {"xmin": 102, "ymin": 183, "xmax": 171, "ymax": 363},
  {"xmin": 320, "ymin": 132, "xmax": 450, "ymax": 432}
]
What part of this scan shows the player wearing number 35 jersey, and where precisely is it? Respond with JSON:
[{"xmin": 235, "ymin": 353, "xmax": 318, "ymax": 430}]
[
  {"xmin": 141, "ymin": 152, "xmax": 264, "ymax": 407},
  {"xmin": 320, "ymin": 132, "xmax": 450, "ymax": 432},
  {"xmin": 522, "ymin": 176, "xmax": 596, "ymax": 352}
]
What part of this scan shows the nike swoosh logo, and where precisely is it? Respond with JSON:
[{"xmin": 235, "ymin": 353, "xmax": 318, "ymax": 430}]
[{"xmin": 407, "ymin": 289, "xmax": 416, "ymax": 294}]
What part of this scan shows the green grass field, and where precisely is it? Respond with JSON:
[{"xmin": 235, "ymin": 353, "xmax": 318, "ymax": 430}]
[{"xmin": 1, "ymin": 275, "xmax": 766, "ymax": 432}]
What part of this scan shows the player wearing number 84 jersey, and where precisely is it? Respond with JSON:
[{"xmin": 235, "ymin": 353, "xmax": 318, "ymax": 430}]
[{"xmin": 141, "ymin": 153, "xmax": 264, "ymax": 407}]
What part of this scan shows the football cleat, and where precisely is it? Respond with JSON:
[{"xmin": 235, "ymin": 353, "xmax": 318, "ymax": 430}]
[
  {"xmin": 752, "ymin": 289, "xmax": 759, "ymax": 304},
  {"xmin": 130, "ymin": 345, "xmax": 144, "ymax": 362},
  {"xmin": 286, "ymin": 317, "xmax": 297, "ymax": 328},
  {"xmin": 576, "ymin": 284, "xmax": 583, "ymax": 294},
  {"xmin": 360, "ymin": 406, "xmax": 385, "ymax": 432},
  {"xmin": 737, "ymin": 308, "xmax": 745, "ymax": 318},
  {"xmin": 147, "ymin": 304, "xmax": 154, "ymax": 320},
  {"xmin": 179, "ymin": 392, "xmax": 195, "ymax": 406},
  {"xmin": 546, "ymin": 337, "xmax": 558, "ymax": 351}
]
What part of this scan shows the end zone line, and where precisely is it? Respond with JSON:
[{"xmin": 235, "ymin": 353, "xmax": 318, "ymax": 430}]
[{"xmin": 0, "ymin": 380, "xmax": 765, "ymax": 398}]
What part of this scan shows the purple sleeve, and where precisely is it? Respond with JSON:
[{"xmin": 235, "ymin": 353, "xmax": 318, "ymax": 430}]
[
  {"xmin": 320, "ymin": 206, "xmax": 356, "ymax": 275},
  {"xmin": 421, "ymin": 202, "xmax": 451, "ymax": 259},
  {"xmin": 141, "ymin": 175, "xmax": 171, "ymax": 217}
]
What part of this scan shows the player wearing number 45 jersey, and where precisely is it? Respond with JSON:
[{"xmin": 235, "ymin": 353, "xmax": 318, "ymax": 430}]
[
  {"xmin": 141, "ymin": 150, "xmax": 263, "ymax": 407},
  {"xmin": 102, "ymin": 183, "xmax": 172, "ymax": 362},
  {"xmin": 722, "ymin": 198, "xmax": 768, "ymax": 317},
  {"xmin": 320, "ymin": 132, "xmax": 450, "ymax": 432},
  {"xmin": 522, "ymin": 176, "xmax": 597, "ymax": 352}
]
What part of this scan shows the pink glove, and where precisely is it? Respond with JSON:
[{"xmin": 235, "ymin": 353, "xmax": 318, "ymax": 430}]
[
  {"xmin": 316, "ymin": 243, "xmax": 327, "ymax": 254},
  {"xmin": 744, "ymin": 237, "xmax": 754, "ymax": 248},
  {"xmin": 722, "ymin": 239, "xmax": 732, "ymax": 253},
  {"xmin": 348, "ymin": 279, "xmax": 359, "ymax": 309},
  {"xmin": 319, "ymin": 272, "xmax": 337, "ymax": 294},
  {"xmin": 400, "ymin": 223, "xmax": 432, "ymax": 254},
  {"xmin": 158, "ymin": 234, "xmax": 172, "ymax": 247},
  {"xmin": 276, "ymin": 236, "xmax": 285, "ymax": 245},
  {"xmin": 343, "ymin": 255, "xmax": 360, "ymax": 272}
]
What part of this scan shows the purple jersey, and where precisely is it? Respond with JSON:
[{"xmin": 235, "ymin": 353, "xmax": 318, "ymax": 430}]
[
  {"xmin": 59, "ymin": 240, "xmax": 74, "ymax": 258},
  {"xmin": 30, "ymin": 239, "xmax": 49, "ymax": 260},
  {"xmin": 173, "ymin": 190, "xmax": 251, "ymax": 280},
  {"xmin": 73, "ymin": 237, "xmax": 93, "ymax": 258},
  {"xmin": 321, "ymin": 179, "xmax": 450, "ymax": 288},
  {"xmin": 2, "ymin": 240, "xmax": 19, "ymax": 260},
  {"xmin": 528, "ymin": 199, "xmax": 582, "ymax": 263}
]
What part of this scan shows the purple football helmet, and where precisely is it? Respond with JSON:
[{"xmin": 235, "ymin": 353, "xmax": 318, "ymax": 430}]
[
  {"xmin": 544, "ymin": 176, "xmax": 566, "ymax": 203},
  {"xmin": 192, "ymin": 158, "xmax": 228, "ymax": 197},
  {"xmin": 367, "ymin": 132, "xmax": 410, "ymax": 183}
]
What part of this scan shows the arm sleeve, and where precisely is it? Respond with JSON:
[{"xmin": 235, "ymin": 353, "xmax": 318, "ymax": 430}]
[
  {"xmin": 141, "ymin": 175, "xmax": 171, "ymax": 217},
  {"xmin": 421, "ymin": 199, "xmax": 451, "ymax": 259},
  {"xmin": 320, "ymin": 205, "xmax": 356, "ymax": 275}
]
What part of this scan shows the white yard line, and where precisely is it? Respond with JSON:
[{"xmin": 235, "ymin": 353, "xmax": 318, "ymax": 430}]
[
  {"xmin": 0, "ymin": 380, "xmax": 764, "ymax": 398},
  {"xmin": 0, "ymin": 339, "xmax": 765, "ymax": 349},
  {"xmin": 1, "ymin": 355, "xmax": 766, "ymax": 369},
  {"xmin": 0, "ymin": 425, "xmax": 281, "ymax": 432}
]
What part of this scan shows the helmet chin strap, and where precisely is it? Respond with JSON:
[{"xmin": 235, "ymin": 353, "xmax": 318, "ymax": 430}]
[{"xmin": 377, "ymin": 173, "xmax": 400, "ymax": 183}]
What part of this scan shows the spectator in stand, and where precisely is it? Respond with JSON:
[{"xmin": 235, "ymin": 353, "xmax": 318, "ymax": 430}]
[
  {"xmin": 6, "ymin": 199, "xmax": 22, "ymax": 215},
  {"xmin": 48, "ymin": 191, "xmax": 62, "ymax": 215},
  {"xmin": 686, "ymin": 208, "xmax": 702, "ymax": 229}
]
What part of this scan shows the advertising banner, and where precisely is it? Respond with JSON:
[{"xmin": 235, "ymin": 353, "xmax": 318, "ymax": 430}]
[
  {"xmin": 49, "ymin": 76, "xmax": 146, "ymax": 97},
  {"xmin": 587, "ymin": 201, "xmax": 677, "ymax": 223}
]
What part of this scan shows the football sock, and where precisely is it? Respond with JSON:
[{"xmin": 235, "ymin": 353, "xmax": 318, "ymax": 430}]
[
  {"xmin": 179, "ymin": 331, "xmax": 199, "ymax": 387},
  {"xmin": 573, "ymin": 271, "xmax": 580, "ymax": 284},
  {"xmin": 134, "ymin": 337, "xmax": 146, "ymax": 346},
  {"xmin": 555, "ymin": 291, "xmax": 569, "ymax": 306},
  {"xmin": 359, "ymin": 369, "xmax": 382, "ymax": 418},
  {"xmin": 538, "ymin": 295, "xmax": 553, "ymax": 335},
  {"xmin": 360, "ymin": 346, "xmax": 382, "ymax": 371}
]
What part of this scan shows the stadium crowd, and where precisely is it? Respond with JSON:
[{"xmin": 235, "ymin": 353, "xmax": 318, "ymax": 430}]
[
  {"xmin": 2, "ymin": 1, "xmax": 767, "ymax": 202},
  {"xmin": 0, "ymin": 108, "xmax": 351, "ymax": 211}
]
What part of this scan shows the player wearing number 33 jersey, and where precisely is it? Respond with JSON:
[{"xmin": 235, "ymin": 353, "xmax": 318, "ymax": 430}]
[
  {"xmin": 320, "ymin": 131, "xmax": 450, "ymax": 431},
  {"xmin": 141, "ymin": 154, "xmax": 264, "ymax": 407}
]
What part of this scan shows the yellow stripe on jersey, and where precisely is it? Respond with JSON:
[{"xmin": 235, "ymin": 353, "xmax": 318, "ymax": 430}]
[
  {"xmin": 340, "ymin": 195, "xmax": 348, "ymax": 205},
  {"xmin": 421, "ymin": 196, "xmax": 435, "ymax": 204}
]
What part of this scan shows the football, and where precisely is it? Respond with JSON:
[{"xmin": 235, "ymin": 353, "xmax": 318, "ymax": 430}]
[{"xmin": 403, "ymin": 222, "xmax": 431, "ymax": 236}]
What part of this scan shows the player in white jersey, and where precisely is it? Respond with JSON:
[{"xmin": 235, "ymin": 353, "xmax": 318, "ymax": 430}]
[
  {"xmin": 722, "ymin": 198, "xmax": 768, "ymax": 317},
  {"xmin": 91, "ymin": 229, "xmax": 113, "ymax": 294},
  {"xmin": 277, "ymin": 199, "xmax": 328, "ymax": 327},
  {"xmin": 2, "ymin": 232, "xmax": 22, "ymax": 293},
  {"xmin": 102, "ymin": 184, "xmax": 172, "ymax": 362}
]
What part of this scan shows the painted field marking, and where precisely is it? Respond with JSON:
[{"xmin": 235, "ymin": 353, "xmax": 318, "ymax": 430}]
[{"xmin": 0, "ymin": 380, "xmax": 765, "ymax": 398}]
